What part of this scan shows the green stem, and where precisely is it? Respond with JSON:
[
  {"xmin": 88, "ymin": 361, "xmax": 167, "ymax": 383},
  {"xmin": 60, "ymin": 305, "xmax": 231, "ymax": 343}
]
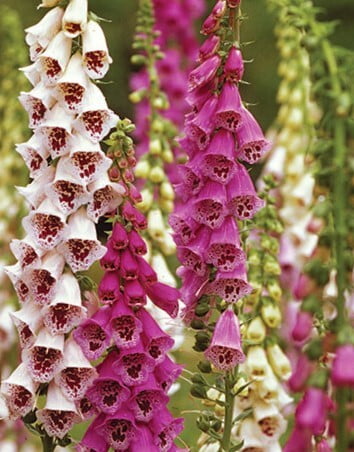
[
  {"xmin": 221, "ymin": 371, "xmax": 235, "ymax": 451},
  {"xmin": 40, "ymin": 434, "xmax": 56, "ymax": 452}
]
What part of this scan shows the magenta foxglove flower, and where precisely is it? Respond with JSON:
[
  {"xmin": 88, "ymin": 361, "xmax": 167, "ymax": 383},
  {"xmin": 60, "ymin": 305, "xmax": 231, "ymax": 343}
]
[
  {"xmin": 205, "ymin": 309, "xmax": 245, "ymax": 370},
  {"xmin": 292, "ymin": 310, "xmax": 313, "ymax": 342},
  {"xmin": 295, "ymin": 387, "xmax": 329, "ymax": 435},
  {"xmin": 331, "ymin": 344, "xmax": 354, "ymax": 387},
  {"xmin": 284, "ymin": 425, "xmax": 312, "ymax": 452}
]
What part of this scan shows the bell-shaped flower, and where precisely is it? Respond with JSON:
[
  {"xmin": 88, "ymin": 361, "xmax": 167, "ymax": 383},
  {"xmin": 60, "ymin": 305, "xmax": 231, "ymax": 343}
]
[
  {"xmin": 246, "ymin": 316, "xmax": 267, "ymax": 344},
  {"xmin": 17, "ymin": 166, "xmax": 55, "ymax": 209},
  {"xmin": 4, "ymin": 263, "xmax": 31, "ymax": 304},
  {"xmin": 292, "ymin": 310, "xmax": 313, "ymax": 342},
  {"xmin": 238, "ymin": 418, "xmax": 266, "ymax": 451},
  {"xmin": 77, "ymin": 415, "xmax": 109, "ymax": 451},
  {"xmin": 198, "ymin": 35, "xmax": 221, "ymax": 62},
  {"xmin": 23, "ymin": 249, "xmax": 65, "ymax": 306},
  {"xmin": 62, "ymin": 0, "xmax": 88, "ymax": 38},
  {"xmin": 150, "ymin": 407, "xmax": 184, "ymax": 451},
  {"xmin": 266, "ymin": 344, "xmax": 292, "ymax": 380},
  {"xmin": 16, "ymin": 135, "xmax": 49, "ymax": 178},
  {"xmin": 25, "ymin": 6, "xmax": 64, "ymax": 61},
  {"xmin": 100, "ymin": 240, "xmax": 121, "ymax": 272},
  {"xmin": 55, "ymin": 338, "xmax": 97, "ymax": 401},
  {"xmin": 255, "ymin": 365, "xmax": 281, "ymax": 404},
  {"xmin": 120, "ymin": 248, "xmax": 139, "ymax": 280},
  {"xmin": 19, "ymin": 82, "xmax": 55, "ymax": 129},
  {"xmin": 55, "ymin": 52, "xmax": 89, "ymax": 112},
  {"xmin": 42, "ymin": 272, "xmax": 86, "ymax": 335},
  {"xmin": 10, "ymin": 235, "xmax": 43, "ymax": 269},
  {"xmin": 19, "ymin": 62, "xmax": 41, "ymax": 86},
  {"xmin": 96, "ymin": 409, "xmax": 136, "ymax": 451},
  {"xmin": 22, "ymin": 328, "xmax": 64, "ymax": 382},
  {"xmin": 136, "ymin": 256, "xmax": 158, "ymax": 286},
  {"xmin": 236, "ymin": 107, "xmax": 271, "ymax": 164},
  {"xmin": 295, "ymin": 387, "xmax": 329, "ymax": 435},
  {"xmin": 188, "ymin": 55, "xmax": 221, "ymax": 92},
  {"xmin": 226, "ymin": 162, "xmax": 265, "ymax": 220},
  {"xmin": 214, "ymin": 82, "xmax": 242, "ymax": 132},
  {"xmin": 288, "ymin": 354, "xmax": 313, "ymax": 393},
  {"xmin": 46, "ymin": 157, "xmax": 90, "ymax": 215},
  {"xmin": 205, "ymin": 309, "xmax": 245, "ymax": 370},
  {"xmin": 185, "ymin": 95, "xmax": 217, "ymax": 149},
  {"xmin": 22, "ymin": 198, "xmax": 67, "ymax": 250},
  {"xmin": 175, "ymin": 165, "xmax": 203, "ymax": 201},
  {"xmin": 74, "ymin": 82, "xmax": 118, "ymax": 143},
  {"xmin": 246, "ymin": 346, "xmax": 269, "ymax": 381},
  {"xmin": 36, "ymin": 103, "xmax": 74, "ymax": 158},
  {"xmin": 224, "ymin": 46, "xmax": 244, "ymax": 82},
  {"xmin": 177, "ymin": 226, "xmax": 210, "ymax": 276},
  {"xmin": 62, "ymin": 133, "xmax": 111, "ymax": 185},
  {"xmin": 192, "ymin": 180, "xmax": 227, "ymax": 229},
  {"xmin": 207, "ymin": 263, "xmax": 252, "ymax": 303},
  {"xmin": 169, "ymin": 207, "xmax": 198, "ymax": 245},
  {"xmin": 137, "ymin": 309, "xmax": 174, "ymax": 364},
  {"xmin": 130, "ymin": 374, "xmax": 169, "ymax": 422},
  {"xmin": 331, "ymin": 344, "xmax": 354, "ymax": 387},
  {"xmin": 145, "ymin": 282, "xmax": 179, "ymax": 318},
  {"xmin": 86, "ymin": 351, "xmax": 130, "ymax": 415},
  {"xmin": 284, "ymin": 425, "xmax": 312, "ymax": 452},
  {"xmin": 58, "ymin": 207, "xmax": 106, "ymax": 272},
  {"xmin": 82, "ymin": 20, "xmax": 113, "ymax": 79},
  {"xmin": 206, "ymin": 215, "xmax": 245, "ymax": 272},
  {"xmin": 87, "ymin": 172, "xmax": 125, "ymax": 223},
  {"xmin": 129, "ymin": 424, "xmax": 159, "ymax": 452},
  {"xmin": 73, "ymin": 306, "xmax": 111, "ymax": 360},
  {"xmin": 253, "ymin": 400, "xmax": 286, "ymax": 440},
  {"xmin": 98, "ymin": 272, "xmax": 121, "ymax": 304},
  {"xmin": 109, "ymin": 301, "xmax": 143, "ymax": 349},
  {"xmin": 10, "ymin": 302, "xmax": 42, "ymax": 349},
  {"xmin": 201, "ymin": 130, "xmax": 237, "ymax": 184},
  {"xmin": 36, "ymin": 382, "xmax": 80, "ymax": 438},
  {"xmin": 154, "ymin": 355, "xmax": 183, "ymax": 393},
  {"xmin": 1, "ymin": 364, "xmax": 39, "ymax": 418}
]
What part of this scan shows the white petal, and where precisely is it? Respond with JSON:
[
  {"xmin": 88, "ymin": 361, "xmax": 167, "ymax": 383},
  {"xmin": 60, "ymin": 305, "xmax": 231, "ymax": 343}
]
[
  {"xmin": 18, "ymin": 82, "xmax": 56, "ymax": 128},
  {"xmin": 82, "ymin": 20, "xmax": 112, "ymax": 79},
  {"xmin": 16, "ymin": 166, "xmax": 55, "ymax": 209},
  {"xmin": 16, "ymin": 135, "xmax": 50, "ymax": 178},
  {"xmin": 43, "ymin": 381, "xmax": 77, "ymax": 412},
  {"xmin": 62, "ymin": 0, "xmax": 88, "ymax": 38},
  {"xmin": 19, "ymin": 63, "xmax": 41, "ymax": 86},
  {"xmin": 1, "ymin": 363, "xmax": 38, "ymax": 396},
  {"xmin": 87, "ymin": 174, "xmax": 124, "ymax": 222},
  {"xmin": 10, "ymin": 302, "xmax": 42, "ymax": 348}
]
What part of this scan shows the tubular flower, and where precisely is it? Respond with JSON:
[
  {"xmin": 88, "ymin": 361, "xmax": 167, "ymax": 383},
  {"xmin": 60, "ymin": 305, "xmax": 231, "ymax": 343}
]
[
  {"xmin": 1, "ymin": 0, "xmax": 121, "ymax": 446},
  {"xmin": 76, "ymin": 120, "xmax": 183, "ymax": 451}
]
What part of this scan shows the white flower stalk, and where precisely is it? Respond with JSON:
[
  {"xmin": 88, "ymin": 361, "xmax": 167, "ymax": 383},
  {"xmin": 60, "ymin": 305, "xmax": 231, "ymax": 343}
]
[
  {"xmin": 18, "ymin": 82, "xmax": 56, "ymax": 129},
  {"xmin": 10, "ymin": 303, "xmax": 42, "ymax": 349},
  {"xmin": 55, "ymin": 52, "xmax": 89, "ymax": 113},
  {"xmin": 62, "ymin": 0, "xmax": 88, "ymax": 38},
  {"xmin": 1, "ymin": 364, "xmax": 39, "ymax": 418},
  {"xmin": 36, "ymin": 103, "xmax": 74, "ymax": 158},
  {"xmin": 54, "ymin": 339, "xmax": 97, "ymax": 401},
  {"xmin": 36, "ymin": 31, "xmax": 72, "ymax": 86},
  {"xmin": 45, "ymin": 156, "xmax": 90, "ymax": 215},
  {"xmin": 63, "ymin": 133, "xmax": 112, "ymax": 185},
  {"xmin": 36, "ymin": 382, "xmax": 80, "ymax": 439},
  {"xmin": 82, "ymin": 20, "xmax": 112, "ymax": 79},
  {"xmin": 74, "ymin": 81, "xmax": 118, "ymax": 143},
  {"xmin": 43, "ymin": 272, "xmax": 86, "ymax": 335},
  {"xmin": 87, "ymin": 172, "xmax": 125, "ymax": 222},
  {"xmin": 58, "ymin": 207, "xmax": 106, "ymax": 272},
  {"xmin": 16, "ymin": 166, "xmax": 55, "ymax": 209},
  {"xmin": 25, "ymin": 6, "xmax": 64, "ymax": 61},
  {"xmin": 22, "ymin": 198, "xmax": 67, "ymax": 250},
  {"xmin": 16, "ymin": 135, "xmax": 49, "ymax": 178},
  {"xmin": 22, "ymin": 328, "xmax": 64, "ymax": 383}
]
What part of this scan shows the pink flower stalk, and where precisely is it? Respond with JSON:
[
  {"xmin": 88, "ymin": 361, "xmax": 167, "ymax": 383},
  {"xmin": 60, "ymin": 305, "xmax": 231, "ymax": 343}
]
[{"xmin": 1, "ymin": 0, "xmax": 123, "ymax": 441}]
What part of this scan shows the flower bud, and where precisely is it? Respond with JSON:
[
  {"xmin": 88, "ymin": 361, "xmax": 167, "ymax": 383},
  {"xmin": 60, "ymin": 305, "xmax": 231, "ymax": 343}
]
[
  {"xmin": 159, "ymin": 198, "xmax": 174, "ymax": 213},
  {"xmin": 161, "ymin": 149, "xmax": 174, "ymax": 163},
  {"xmin": 136, "ymin": 189, "xmax": 153, "ymax": 213},
  {"xmin": 246, "ymin": 346, "xmax": 269, "ymax": 380},
  {"xmin": 266, "ymin": 280, "xmax": 282, "ymax": 302},
  {"xmin": 267, "ymin": 344, "xmax": 291, "ymax": 379},
  {"xmin": 149, "ymin": 138, "xmax": 162, "ymax": 155},
  {"xmin": 191, "ymin": 384, "xmax": 207, "ymax": 399},
  {"xmin": 263, "ymin": 255, "xmax": 281, "ymax": 275},
  {"xmin": 134, "ymin": 160, "xmax": 150, "ymax": 179},
  {"xmin": 160, "ymin": 181, "xmax": 174, "ymax": 200},
  {"xmin": 147, "ymin": 209, "xmax": 165, "ymax": 240},
  {"xmin": 246, "ymin": 317, "xmax": 266, "ymax": 343},
  {"xmin": 261, "ymin": 303, "xmax": 282, "ymax": 328},
  {"xmin": 149, "ymin": 166, "xmax": 165, "ymax": 183}
]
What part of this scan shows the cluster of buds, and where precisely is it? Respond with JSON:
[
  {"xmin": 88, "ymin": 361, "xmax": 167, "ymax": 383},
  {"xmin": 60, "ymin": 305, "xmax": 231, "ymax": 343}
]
[
  {"xmin": 1, "ymin": 0, "xmax": 124, "ymax": 445},
  {"xmin": 76, "ymin": 120, "xmax": 184, "ymax": 451}
]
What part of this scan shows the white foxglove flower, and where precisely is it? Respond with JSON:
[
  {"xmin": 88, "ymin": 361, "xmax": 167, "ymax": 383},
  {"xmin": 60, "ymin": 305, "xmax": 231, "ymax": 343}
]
[
  {"xmin": 16, "ymin": 135, "xmax": 49, "ymax": 178},
  {"xmin": 275, "ymin": 383, "xmax": 293, "ymax": 410},
  {"xmin": 82, "ymin": 20, "xmax": 112, "ymax": 79},
  {"xmin": 18, "ymin": 82, "xmax": 55, "ymax": 128},
  {"xmin": 266, "ymin": 344, "xmax": 292, "ymax": 380},
  {"xmin": 10, "ymin": 302, "xmax": 42, "ymax": 349},
  {"xmin": 291, "ymin": 173, "xmax": 315, "ymax": 207},
  {"xmin": 58, "ymin": 207, "xmax": 106, "ymax": 271},
  {"xmin": 254, "ymin": 364, "xmax": 281, "ymax": 404},
  {"xmin": 55, "ymin": 52, "xmax": 89, "ymax": 113},
  {"xmin": 38, "ymin": 0, "xmax": 61, "ymax": 8},
  {"xmin": 1, "ymin": 364, "xmax": 38, "ymax": 419},
  {"xmin": 151, "ymin": 252, "xmax": 176, "ymax": 287},
  {"xmin": 22, "ymin": 197, "xmax": 67, "ymax": 250},
  {"xmin": 62, "ymin": 0, "xmax": 88, "ymax": 38},
  {"xmin": 253, "ymin": 400, "xmax": 286, "ymax": 440},
  {"xmin": 87, "ymin": 172, "xmax": 125, "ymax": 222},
  {"xmin": 36, "ymin": 31, "xmax": 72, "ymax": 86},
  {"xmin": 19, "ymin": 63, "xmax": 41, "ymax": 86},
  {"xmin": 22, "ymin": 328, "xmax": 64, "ymax": 383},
  {"xmin": 36, "ymin": 382, "xmax": 80, "ymax": 438},
  {"xmin": 23, "ymin": 249, "xmax": 65, "ymax": 306},
  {"xmin": 45, "ymin": 156, "xmax": 90, "ymax": 215},
  {"xmin": 147, "ymin": 209, "xmax": 165, "ymax": 241},
  {"xmin": 25, "ymin": 6, "xmax": 64, "ymax": 61},
  {"xmin": 62, "ymin": 133, "xmax": 112, "ymax": 185},
  {"xmin": 16, "ymin": 166, "xmax": 55, "ymax": 209},
  {"xmin": 246, "ymin": 346, "xmax": 269, "ymax": 381},
  {"xmin": 0, "ymin": 306, "xmax": 16, "ymax": 352},
  {"xmin": 54, "ymin": 339, "xmax": 97, "ymax": 401},
  {"xmin": 10, "ymin": 236, "xmax": 43, "ymax": 270},
  {"xmin": 158, "ymin": 229, "xmax": 177, "ymax": 256},
  {"xmin": 36, "ymin": 103, "xmax": 74, "ymax": 158},
  {"xmin": 238, "ymin": 418, "xmax": 264, "ymax": 451},
  {"xmin": 74, "ymin": 82, "xmax": 118, "ymax": 142},
  {"xmin": 4, "ymin": 262, "xmax": 31, "ymax": 304},
  {"xmin": 43, "ymin": 272, "xmax": 86, "ymax": 335},
  {"xmin": 323, "ymin": 269, "xmax": 338, "ymax": 300},
  {"xmin": 262, "ymin": 145, "xmax": 286, "ymax": 181}
]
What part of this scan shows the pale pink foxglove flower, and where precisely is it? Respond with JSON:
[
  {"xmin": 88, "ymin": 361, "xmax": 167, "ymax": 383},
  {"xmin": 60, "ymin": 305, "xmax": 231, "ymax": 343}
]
[
  {"xmin": 42, "ymin": 272, "xmax": 86, "ymax": 335},
  {"xmin": 10, "ymin": 235, "xmax": 43, "ymax": 270},
  {"xmin": 36, "ymin": 31, "xmax": 72, "ymax": 86},
  {"xmin": 1, "ymin": 364, "xmax": 38, "ymax": 418},
  {"xmin": 10, "ymin": 302, "xmax": 42, "ymax": 349},
  {"xmin": 74, "ymin": 82, "xmax": 118, "ymax": 143},
  {"xmin": 87, "ymin": 173, "xmax": 125, "ymax": 222},
  {"xmin": 55, "ymin": 52, "xmax": 89, "ymax": 113},
  {"xmin": 58, "ymin": 207, "xmax": 106, "ymax": 271},
  {"xmin": 45, "ymin": 156, "xmax": 90, "ymax": 215},
  {"xmin": 36, "ymin": 382, "xmax": 80, "ymax": 438},
  {"xmin": 18, "ymin": 82, "xmax": 55, "ymax": 128},
  {"xmin": 36, "ymin": 103, "xmax": 74, "ymax": 158},
  {"xmin": 4, "ymin": 262, "xmax": 31, "ymax": 304},
  {"xmin": 16, "ymin": 135, "xmax": 50, "ymax": 179},
  {"xmin": 62, "ymin": 0, "xmax": 88, "ymax": 38},
  {"xmin": 82, "ymin": 20, "xmax": 113, "ymax": 79},
  {"xmin": 16, "ymin": 166, "xmax": 55, "ymax": 209},
  {"xmin": 22, "ymin": 328, "xmax": 64, "ymax": 383},
  {"xmin": 25, "ymin": 7, "xmax": 64, "ymax": 61}
]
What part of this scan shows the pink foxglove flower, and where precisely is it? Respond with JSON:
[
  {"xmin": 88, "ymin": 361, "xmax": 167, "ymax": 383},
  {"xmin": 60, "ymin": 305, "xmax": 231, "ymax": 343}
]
[
  {"xmin": 331, "ymin": 344, "xmax": 354, "ymax": 387},
  {"xmin": 295, "ymin": 387, "xmax": 329, "ymax": 435}
]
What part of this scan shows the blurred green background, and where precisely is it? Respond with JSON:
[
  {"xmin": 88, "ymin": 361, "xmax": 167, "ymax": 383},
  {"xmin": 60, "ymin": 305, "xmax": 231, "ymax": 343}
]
[{"xmin": 0, "ymin": 0, "xmax": 353, "ymax": 449}]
